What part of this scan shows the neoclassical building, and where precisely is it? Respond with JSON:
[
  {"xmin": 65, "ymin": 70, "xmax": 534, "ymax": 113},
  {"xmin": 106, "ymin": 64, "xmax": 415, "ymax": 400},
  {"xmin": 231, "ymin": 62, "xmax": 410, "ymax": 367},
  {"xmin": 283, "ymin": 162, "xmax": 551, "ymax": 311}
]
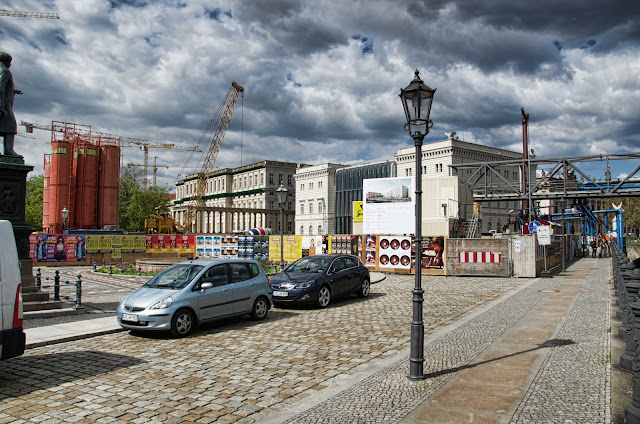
[
  {"xmin": 171, "ymin": 161, "xmax": 302, "ymax": 234},
  {"xmin": 394, "ymin": 132, "xmax": 524, "ymax": 234}
]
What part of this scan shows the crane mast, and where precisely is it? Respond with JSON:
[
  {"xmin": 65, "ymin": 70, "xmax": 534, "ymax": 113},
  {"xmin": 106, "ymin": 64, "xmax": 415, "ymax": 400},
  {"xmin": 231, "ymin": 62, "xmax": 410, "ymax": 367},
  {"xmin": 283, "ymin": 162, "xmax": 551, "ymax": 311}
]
[{"xmin": 183, "ymin": 81, "xmax": 244, "ymax": 229}]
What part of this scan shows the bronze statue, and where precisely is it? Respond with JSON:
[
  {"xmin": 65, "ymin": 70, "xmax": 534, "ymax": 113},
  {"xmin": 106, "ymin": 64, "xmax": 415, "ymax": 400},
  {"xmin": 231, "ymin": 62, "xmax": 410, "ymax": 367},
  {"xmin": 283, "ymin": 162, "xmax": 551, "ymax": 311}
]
[{"xmin": 0, "ymin": 52, "xmax": 22, "ymax": 157}]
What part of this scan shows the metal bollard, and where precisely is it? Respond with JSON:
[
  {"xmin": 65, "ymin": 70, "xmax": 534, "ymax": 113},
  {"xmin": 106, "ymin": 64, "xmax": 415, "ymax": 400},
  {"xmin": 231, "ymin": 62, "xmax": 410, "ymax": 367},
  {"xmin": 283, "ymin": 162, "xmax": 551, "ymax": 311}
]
[
  {"xmin": 138, "ymin": 265, "xmax": 142, "ymax": 276},
  {"xmin": 74, "ymin": 274, "xmax": 84, "ymax": 310},
  {"xmin": 625, "ymin": 302, "xmax": 640, "ymax": 423},
  {"xmin": 103, "ymin": 258, "xmax": 106, "ymax": 267},
  {"xmin": 92, "ymin": 260, "xmax": 97, "ymax": 272},
  {"xmin": 109, "ymin": 265, "xmax": 113, "ymax": 275},
  {"xmin": 35, "ymin": 268, "xmax": 41, "ymax": 289},
  {"xmin": 53, "ymin": 270, "xmax": 60, "ymax": 301}
]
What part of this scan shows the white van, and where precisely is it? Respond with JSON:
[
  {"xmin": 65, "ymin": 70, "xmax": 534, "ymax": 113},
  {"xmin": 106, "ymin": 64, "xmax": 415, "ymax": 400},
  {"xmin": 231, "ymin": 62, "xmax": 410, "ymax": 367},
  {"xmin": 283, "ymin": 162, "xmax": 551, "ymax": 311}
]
[{"xmin": 0, "ymin": 220, "xmax": 25, "ymax": 360}]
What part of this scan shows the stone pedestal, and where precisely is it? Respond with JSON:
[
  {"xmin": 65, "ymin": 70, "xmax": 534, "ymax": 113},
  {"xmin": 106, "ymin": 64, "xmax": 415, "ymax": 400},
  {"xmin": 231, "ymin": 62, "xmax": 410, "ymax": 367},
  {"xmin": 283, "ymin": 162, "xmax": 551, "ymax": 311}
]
[{"xmin": 0, "ymin": 159, "xmax": 60, "ymax": 310}]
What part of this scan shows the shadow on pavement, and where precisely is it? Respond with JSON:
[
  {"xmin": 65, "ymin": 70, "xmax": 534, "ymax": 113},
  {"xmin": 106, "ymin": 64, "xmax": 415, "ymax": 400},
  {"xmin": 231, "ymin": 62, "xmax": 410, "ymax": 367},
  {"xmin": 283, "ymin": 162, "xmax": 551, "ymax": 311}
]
[
  {"xmin": 0, "ymin": 351, "xmax": 146, "ymax": 396},
  {"xmin": 423, "ymin": 338, "xmax": 576, "ymax": 379}
]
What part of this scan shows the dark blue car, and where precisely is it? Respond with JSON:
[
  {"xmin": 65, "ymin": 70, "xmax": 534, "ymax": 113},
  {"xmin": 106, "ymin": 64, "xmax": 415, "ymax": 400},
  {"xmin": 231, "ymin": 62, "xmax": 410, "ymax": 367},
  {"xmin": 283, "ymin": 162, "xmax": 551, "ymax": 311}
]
[{"xmin": 270, "ymin": 254, "xmax": 370, "ymax": 308}]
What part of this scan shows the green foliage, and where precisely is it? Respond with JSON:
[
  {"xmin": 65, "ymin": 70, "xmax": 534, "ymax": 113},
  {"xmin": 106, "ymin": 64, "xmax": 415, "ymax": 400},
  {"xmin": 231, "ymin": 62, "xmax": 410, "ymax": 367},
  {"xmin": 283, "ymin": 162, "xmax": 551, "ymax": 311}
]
[
  {"xmin": 118, "ymin": 167, "xmax": 171, "ymax": 232},
  {"xmin": 605, "ymin": 197, "xmax": 640, "ymax": 234},
  {"xmin": 25, "ymin": 174, "xmax": 44, "ymax": 230}
]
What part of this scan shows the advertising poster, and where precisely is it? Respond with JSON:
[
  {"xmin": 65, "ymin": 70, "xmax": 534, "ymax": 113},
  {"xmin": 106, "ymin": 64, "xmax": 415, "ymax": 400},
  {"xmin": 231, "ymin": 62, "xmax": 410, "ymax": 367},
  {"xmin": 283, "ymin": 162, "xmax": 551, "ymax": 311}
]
[
  {"xmin": 252, "ymin": 236, "xmax": 269, "ymax": 261},
  {"xmin": 133, "ymin": 235, "xmax": 147, "ymax": 253},
  {"xmin": 363, "ymin": 177, "xmax": 414, "ymax": 234},
  {"xmin": 411, "ymin": 236, "xmax": 445, "ymax": 269},
  {"xmin": 365, "ymin": 235, "xmax": 377, "ymax": 267},
  {"xmin": 221, "ymin": 236, "xmax": 238, "ymax": 258},
  {"xmin": 178, "ymin": 235, "xmax": 195, "ymax": 255},
  {"xmin": 269, "ymin": 235, "xmax": 302, "ymax": 263},
  {"xmin": 238, "ymin": 235, "xmax": 255, "ymax": 259},
  {"xmin": 195, "ymin": 235, "xmax": 221, "ymax": 258},
  {"xmin": 378, "ymin": 235, "xmax": 412, "ymax": 270},
  {"xmin": 30, "ymin": 234, "xmax": 87, "ymax": 262}
]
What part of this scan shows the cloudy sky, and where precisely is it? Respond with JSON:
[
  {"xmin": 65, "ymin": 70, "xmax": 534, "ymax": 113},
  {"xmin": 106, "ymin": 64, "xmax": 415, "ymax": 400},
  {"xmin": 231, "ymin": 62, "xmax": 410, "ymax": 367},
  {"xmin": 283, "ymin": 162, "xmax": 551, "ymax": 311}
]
[{"xmin": 2, "ymin": 0, "xmax": 639, "ymax": 188}]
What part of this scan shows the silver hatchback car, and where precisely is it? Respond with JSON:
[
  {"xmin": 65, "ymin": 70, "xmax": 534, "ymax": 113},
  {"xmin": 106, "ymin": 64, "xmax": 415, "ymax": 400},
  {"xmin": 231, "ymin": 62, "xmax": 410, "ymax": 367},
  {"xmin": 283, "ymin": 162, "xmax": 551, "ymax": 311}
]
[{"xmin": 116, "ymin": 259, "xmax": 272, "ymax": 337}]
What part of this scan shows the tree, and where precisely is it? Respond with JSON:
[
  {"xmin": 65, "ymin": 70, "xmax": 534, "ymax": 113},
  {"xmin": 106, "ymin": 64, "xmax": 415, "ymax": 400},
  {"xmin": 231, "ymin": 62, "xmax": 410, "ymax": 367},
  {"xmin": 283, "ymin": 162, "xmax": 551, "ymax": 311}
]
[
  {"xmin": 118, "ymin": 167, "xmax": 171, "ymax": 232},
  {"xmin": 605, "ymin": 196, "xmax": 640, "ymax": 236},
  {"xmin": 25, "ymin": 174, "xmax": 44, "ymax": 231}
]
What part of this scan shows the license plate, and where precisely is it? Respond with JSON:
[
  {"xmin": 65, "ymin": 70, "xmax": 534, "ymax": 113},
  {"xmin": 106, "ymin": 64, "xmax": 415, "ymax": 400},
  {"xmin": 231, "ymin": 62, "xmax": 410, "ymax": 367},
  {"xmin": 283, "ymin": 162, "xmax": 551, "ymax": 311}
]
[
  {"xmin": 122, "ymin": 313, "xmax": 139, "ymax": 322},
  {"xmin": 273, "ymin": 291, "xmax": 288, "ymax": 297}
]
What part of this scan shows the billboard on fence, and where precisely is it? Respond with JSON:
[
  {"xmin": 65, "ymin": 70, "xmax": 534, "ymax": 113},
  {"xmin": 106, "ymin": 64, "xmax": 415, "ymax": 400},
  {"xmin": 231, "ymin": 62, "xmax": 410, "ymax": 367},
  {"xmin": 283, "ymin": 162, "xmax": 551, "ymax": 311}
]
[
  {"xmin": 378, "ymin": 235, "xmax": 412, "ymax": 270},
  {"xmin": 30, "ymin": 234, "xmax": 87, "ymax": 262},
  {"xmin": 363, "ymin": 177, "xmax": 414, "ymax": 235},
  {"xmin": 269, "ymin": 235, "xmax": 302, "ymax": 262},
  {"xmin": 146, "ymin": 235, "xmax": 196, "ymax": 254}
]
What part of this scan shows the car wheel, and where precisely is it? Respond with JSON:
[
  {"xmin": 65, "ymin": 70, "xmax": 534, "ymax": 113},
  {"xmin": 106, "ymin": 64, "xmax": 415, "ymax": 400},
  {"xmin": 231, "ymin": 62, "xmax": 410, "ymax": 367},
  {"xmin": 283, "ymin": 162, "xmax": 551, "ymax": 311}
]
[
  {"xmin": 316, "ymin": 285, "xmax": 331, "ymax": 308},
  {"xmin": 250, "ymin": 296, "xmax": 269, "ymax": 320},
  {"xmin": 357, "ymin": 279, "xmax": 370, "ymax": 298},
  {"xmin": 170, "ymin": 309, "xmax": 195, "ymax": 337}
]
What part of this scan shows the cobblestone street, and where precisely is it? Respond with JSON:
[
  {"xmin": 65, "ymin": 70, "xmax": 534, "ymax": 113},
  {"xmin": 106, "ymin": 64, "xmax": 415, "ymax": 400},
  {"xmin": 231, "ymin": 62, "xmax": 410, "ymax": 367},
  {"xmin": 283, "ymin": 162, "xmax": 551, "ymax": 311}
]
[{"xmin": 2, "ymin": 271, "xmax": 525, "ymax": 423}]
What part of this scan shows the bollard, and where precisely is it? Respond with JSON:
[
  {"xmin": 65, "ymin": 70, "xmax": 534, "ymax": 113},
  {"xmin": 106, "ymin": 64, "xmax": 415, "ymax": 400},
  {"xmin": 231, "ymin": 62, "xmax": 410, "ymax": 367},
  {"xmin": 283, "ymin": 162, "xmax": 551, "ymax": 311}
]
[
  {"xmin": 625, "ymin": 302, "xmax": 640, "ymax": 423},
  {"xmin": 109, "ymin": 265, "xmax": 113, "ymax": 275},
  {"xmin": 620, "ymin": 279, "xmax": 640, "ymax": 369},
  {"xmin": 103, "ymin": 258, "xmax": 106, "ymax": 267},
  {"xmin": 74, "ymin": 274, "xmax": 84, "ymax": 310},
  {"xmin": 35, "ymin": 268, "xmax": 41, "ymax": 289},
  {"xmin": 53, "ymin": 270, "xmax": 60, "ymax": 301},
  {"xmin": 92, "ymin": 260, "xmax": 97, "ymax": 272},
  {"xmin": 138, "ymin": 265, "xmax": 142, "ymax": 276}
]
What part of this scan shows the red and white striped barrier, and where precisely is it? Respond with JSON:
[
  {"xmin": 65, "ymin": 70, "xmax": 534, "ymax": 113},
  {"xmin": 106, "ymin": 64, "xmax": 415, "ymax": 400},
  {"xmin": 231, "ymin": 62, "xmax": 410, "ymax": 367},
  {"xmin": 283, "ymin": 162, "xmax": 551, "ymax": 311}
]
[{"xmin": 458, "ymin": 252, "xmax": 501, "ymax": 263}]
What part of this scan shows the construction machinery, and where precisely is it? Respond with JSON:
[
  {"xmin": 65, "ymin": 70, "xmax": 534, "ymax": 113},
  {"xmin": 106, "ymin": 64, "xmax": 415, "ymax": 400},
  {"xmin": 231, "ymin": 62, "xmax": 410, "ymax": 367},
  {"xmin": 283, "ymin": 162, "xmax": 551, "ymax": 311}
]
[
  {"xmin": 0, "ymin": 9, "xmax": 59, "ymax": 19},
  {"xmin": 181, "ymin": 81, "xmax": 244, "ymax": 230},
  {"xmin": 21, "ymin": 120, "xmax": 201, "ymax": 187},
  {"xmin": 145, "ymin": 208, "xmax": 186, "ymax": 234},
  {"xmin": 127, "ymin": 157, "xmax": 200, "ymax": 187}
]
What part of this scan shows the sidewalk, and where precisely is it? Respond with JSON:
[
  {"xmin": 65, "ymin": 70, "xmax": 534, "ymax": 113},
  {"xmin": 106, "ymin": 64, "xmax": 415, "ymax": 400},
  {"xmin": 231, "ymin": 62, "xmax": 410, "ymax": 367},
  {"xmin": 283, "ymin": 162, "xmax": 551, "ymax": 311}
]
[
  {"xmin": 254, "ymin": 257, "xmax": 613, "ymax": 423},
  {"xmin": 24, "ymin": 271, "xmax": 388, "ymax": 349}
]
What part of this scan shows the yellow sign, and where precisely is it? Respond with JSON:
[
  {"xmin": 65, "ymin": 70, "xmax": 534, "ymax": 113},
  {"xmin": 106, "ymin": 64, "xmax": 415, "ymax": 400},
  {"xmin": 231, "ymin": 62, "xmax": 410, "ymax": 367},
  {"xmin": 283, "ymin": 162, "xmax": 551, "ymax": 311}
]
[
  {"xmin": 353, "ymin": 201, "xmax": 363, "ymax": 222},
  {"xmin": 268, "ymin": 235, "xmax": 302, "ymax": 262}
]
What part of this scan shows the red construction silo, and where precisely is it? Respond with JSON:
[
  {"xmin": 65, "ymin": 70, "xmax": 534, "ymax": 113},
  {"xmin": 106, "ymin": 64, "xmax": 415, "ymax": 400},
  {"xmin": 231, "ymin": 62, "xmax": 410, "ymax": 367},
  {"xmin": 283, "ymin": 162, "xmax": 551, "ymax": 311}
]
[
  {"xmin": 98, "ymin": 144, "xmax": 121, "ymax": 229},
  {"xmin": 48, "ymin": 139, "xmax": 73, "ymax": 234},
  {"xmin": 42, "ymin": 154, "xmax": 51, "ymax": 232},
  {"xmin": 73, "ymin": 142, "xmax": 99, "ymax": 229}
]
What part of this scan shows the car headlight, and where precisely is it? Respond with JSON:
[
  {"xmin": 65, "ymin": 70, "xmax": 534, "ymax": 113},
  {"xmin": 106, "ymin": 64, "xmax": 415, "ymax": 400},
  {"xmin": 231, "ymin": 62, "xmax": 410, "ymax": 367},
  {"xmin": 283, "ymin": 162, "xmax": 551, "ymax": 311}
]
[
  {"xmin": 295, "ymin": 282, "xmax": 312, "ymax": 289},
  {"xmin": 150, "ymin": 296, "xmax": 173, "ymax": 310}
]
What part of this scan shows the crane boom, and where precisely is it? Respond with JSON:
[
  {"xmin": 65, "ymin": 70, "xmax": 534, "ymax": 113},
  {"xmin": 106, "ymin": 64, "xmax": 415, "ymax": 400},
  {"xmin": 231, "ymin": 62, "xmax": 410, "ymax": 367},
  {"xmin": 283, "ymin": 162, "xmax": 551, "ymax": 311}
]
[
  {"xmin": 0, "ymin": 9, "xmax": 60, "ymax": 19},
  {"xmin": 183, "ymin": 81, "xmax": 244, "ymax": 228}
]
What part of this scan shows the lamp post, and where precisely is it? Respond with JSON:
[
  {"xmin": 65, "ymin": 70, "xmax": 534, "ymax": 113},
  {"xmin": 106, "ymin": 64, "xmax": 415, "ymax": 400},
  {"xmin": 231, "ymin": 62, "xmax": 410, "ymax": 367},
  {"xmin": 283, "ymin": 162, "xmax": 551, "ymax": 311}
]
[
  {"xmin": 276, "ymin": 181, "xmax": 288, "ymax": 271},
  {"xmin": 400, "ymin": 69, "xmax": 436, "ymax": 381},
  {"xmin": 61, "ymin": 206, "xmax": 69, "ymax": 232}
]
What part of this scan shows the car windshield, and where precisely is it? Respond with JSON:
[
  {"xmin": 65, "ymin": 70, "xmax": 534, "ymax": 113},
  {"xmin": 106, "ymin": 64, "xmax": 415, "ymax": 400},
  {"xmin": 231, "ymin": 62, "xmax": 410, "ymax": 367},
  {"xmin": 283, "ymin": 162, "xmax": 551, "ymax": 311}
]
[
  {"xmin": 286, "ymin": 257, "xmax": 331, "ymax": 273},
  {"xmin": 144, "ymin": 264, "xmax": 204, "ymax": 289}
]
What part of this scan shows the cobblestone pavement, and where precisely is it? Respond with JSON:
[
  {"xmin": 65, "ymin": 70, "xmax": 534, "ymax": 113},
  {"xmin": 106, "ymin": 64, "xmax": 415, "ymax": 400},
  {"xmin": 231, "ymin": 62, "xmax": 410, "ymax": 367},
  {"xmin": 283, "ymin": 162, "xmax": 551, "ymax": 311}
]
[
  {"xmin": 2, "ymin": 272, "xmax": 524, "ymax": 423},
  {"xmin": 511, "ymin": 260, "xmax": 611, "ymax": 423},
  {"xmin": 265, "ymin": 259, "xmax": 611, "ymax": 424}
]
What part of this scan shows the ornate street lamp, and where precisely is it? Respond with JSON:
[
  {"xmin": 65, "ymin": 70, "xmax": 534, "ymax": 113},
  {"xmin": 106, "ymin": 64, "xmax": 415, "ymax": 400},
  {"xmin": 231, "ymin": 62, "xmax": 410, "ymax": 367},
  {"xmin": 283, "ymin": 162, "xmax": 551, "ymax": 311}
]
[
  {"xmin": 61, "ymin": 206, "xmax": 69, "ymax": 232},
  {"xmin": 276, "ymin": 181, "xmax": 288, "ymax": 270},
  {"xmin": 399, "ymin": 69, "xmax": 436, "ymax": 381}
]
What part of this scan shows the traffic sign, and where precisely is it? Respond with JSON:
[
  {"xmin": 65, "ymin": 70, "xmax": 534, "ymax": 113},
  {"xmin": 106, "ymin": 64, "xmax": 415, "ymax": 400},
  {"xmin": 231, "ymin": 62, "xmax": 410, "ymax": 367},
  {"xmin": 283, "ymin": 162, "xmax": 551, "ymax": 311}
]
[{"xmin": 528, "ymin": 220, "xmax": 541, "ymax": 234}]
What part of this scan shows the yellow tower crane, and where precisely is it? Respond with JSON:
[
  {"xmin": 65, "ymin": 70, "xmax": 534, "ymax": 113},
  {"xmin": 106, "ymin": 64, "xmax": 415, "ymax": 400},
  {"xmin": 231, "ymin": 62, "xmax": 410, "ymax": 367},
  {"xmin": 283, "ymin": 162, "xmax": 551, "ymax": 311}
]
[{"xmin": 181, "ymin": 81, "xmax": 244, "ymax": 231}]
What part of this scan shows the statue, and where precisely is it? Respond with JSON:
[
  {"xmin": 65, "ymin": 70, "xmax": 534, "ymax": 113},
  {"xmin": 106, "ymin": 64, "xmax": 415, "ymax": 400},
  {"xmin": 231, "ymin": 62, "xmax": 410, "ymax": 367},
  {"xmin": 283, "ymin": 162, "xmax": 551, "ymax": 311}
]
[{"xmin": 0, "ymin": 52, "xmax": 22, "ymax": 157}]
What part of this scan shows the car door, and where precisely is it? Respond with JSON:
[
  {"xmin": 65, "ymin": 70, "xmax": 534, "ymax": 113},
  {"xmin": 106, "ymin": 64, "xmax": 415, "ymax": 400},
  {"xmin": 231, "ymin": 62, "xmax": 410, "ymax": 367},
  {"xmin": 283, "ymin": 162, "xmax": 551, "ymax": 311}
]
[
  {"xmin": 326, "ymin": 257, "xmax": 350, "ymax": 296},
  {"xmin": 229, "ymin": 263, "xmax": 256, "ymax": 314},
  {"xmin": 343, "ymin": 256, "xmax": 363, "ymax": 292},
  {"xmin": 196, "ymin": 264, "xmax": 234, "ymax": 321}
]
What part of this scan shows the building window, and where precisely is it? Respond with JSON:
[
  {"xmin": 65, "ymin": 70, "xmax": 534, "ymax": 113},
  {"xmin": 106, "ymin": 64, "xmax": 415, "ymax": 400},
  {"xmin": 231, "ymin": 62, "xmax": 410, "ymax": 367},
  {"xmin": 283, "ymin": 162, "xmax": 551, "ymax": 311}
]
[
  {"xmin": 249, "ymin": 175, "xmax": 252, "ymax": 186},
  {"xmin": 309, "ymin": 225, "xmax": 313, "ymax": 235},
  {"xmin": 287, "ymin": 175, "xmax": 292, "ymax": 185},
  {"xmin": 287, "ymin": 221, "xmax": 292, "ymax": 232},
  {"xmin": 261, "ymin": 173, "xmax": 264, "ymax": 184},
  {"xmin": 318, "ymin": 225, "xmax": 322, "ymax": 234},
  {"xmin": 300, "ymin": 226, "xmax": 304, "ymax": 235},
  {"xmin": 300, "ymin": 203, "xmax": 304, "ymax": 214},
  {"xmin": 309, "ymin": 182, "xmax": 313, "ymax": 190},
  {"xmin": 270, "ymin": 201, "xmax": 274, "ymax": 209},
  {"xmin": 319, "ymin": 181, "xmax": 323, "ymax": 188},
  {"xmin": 301, "ymin": 184, "xmax": 304, "ymax": 190},
  {"xmin": 309, "ymin": 202, "xmax": 314, "ymax": 214},
  {"xmin": 318, "ymin": 201, "xmax": 323, "ymax": 214},
  {"xmin": 279, "ymin": 174, "xmax": 283, "ymax": 184},
  {"xmin": 269, "ymin": 173, "xmax": 274, "ymax": 184},
  {"xmin": 287, "ymin": 201, "xmax": 292, "ymax": 210},
  {"xmin": 244, "ymin": 176, "xmax": 247, "ymax": 187}
]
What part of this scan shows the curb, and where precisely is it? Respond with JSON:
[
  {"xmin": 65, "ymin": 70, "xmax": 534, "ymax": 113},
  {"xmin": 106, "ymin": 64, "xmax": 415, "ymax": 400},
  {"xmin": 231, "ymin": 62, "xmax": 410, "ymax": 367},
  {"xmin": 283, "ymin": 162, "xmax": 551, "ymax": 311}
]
[{"xmin": 26, "ymin": 327, "xmax": 126, "ymax": 349}]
